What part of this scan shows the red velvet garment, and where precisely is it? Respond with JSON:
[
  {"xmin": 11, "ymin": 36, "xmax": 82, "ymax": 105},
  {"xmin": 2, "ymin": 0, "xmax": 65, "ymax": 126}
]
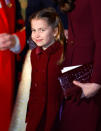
[
  {"xmin": 26, "ymin": 42, "xmax": 63, "ymax": 131},
  {"xmin": 60, "ymin": 0, "xmax": 101, "ymax": 131}
]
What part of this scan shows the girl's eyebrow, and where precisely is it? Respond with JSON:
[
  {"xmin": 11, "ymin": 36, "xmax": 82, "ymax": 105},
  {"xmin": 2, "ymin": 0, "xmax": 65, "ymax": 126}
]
[
  {"xmin": 38, "ymin": 27, "xmax": 47, "ymax": 30},
  {"xmin": 31, "ymin": 27, "xmax": 35, "ymax": 30},
  {"xmin": 31, "ymin": 28, "xmax": 35, "ymax": 31},
  {"xmin": 31, "ymin": 27, "xmax": 48, "ymax": 30}
]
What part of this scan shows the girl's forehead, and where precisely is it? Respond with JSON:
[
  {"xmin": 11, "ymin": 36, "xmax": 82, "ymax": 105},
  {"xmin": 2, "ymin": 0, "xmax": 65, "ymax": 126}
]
[
  {"xmin": 31, "ymin": 18, "xmax": 48, "ymax": 24},
  {"xmin": 31, "ymin": 18, "xmax": 50, "ymax": 28}
]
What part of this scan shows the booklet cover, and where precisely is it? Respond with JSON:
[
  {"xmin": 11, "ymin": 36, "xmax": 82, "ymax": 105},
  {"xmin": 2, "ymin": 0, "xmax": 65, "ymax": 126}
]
[{"xmin": 58, "ymin": 63, "xmax": 93, "ymax": 90}]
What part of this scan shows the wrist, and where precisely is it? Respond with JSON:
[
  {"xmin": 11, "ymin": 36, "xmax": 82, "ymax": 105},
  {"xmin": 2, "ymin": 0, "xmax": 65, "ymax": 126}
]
[{"xmin": 10, "ymin": 35, "xmax": 21, "ymax": 53}]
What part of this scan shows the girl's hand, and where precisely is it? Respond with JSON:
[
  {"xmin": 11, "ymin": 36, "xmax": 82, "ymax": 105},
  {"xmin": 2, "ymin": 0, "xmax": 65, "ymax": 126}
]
[{"xmin": 73, "ymin": 81, "xmax": 101, "ymax": 98}]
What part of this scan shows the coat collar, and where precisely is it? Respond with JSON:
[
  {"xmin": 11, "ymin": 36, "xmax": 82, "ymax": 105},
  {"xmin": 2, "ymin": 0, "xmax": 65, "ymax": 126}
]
[{"xmin": 35, "ymin": 41, "xmax": 62, "ymax": 56}]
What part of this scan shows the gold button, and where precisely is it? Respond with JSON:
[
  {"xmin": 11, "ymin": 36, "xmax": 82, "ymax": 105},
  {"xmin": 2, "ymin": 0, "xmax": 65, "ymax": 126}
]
[{"xmin": 7, "ymin": 3, "xmax": 12, "ymax": 8}]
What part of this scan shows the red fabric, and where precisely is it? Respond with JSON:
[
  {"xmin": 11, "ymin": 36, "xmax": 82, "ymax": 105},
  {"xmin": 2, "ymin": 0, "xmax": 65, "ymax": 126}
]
[
  {"xmin": 0, "ymin": 0, "xmax": 25, "ymax": 130},
  {"xmin": 60, "ymin": 0, "xmax": 101, "ymax": 131},
  {"xmin": 17, "ymin": 19, "xmax": 25, "ymax": 27},
  {"xmin": 26, "ymin": 42, "xmax": 63, "ymax": 131},
  {"xmin": 35, "ymin": 46, "xmax": 42, "ymax": 55}
]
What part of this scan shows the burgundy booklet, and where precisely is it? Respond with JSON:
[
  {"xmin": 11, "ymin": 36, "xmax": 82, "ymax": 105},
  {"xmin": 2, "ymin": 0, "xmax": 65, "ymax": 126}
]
[{"xmin": 58, "ymin": 63, "xmax": 93, "ymax": 92}]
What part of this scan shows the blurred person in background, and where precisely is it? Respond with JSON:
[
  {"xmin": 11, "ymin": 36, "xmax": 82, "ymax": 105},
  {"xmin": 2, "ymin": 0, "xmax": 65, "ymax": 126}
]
[
  {"xmin": 53, "ymin": 0, "xmax": 101, "ymax": 131},
  {"xmin": 0, "ymin": 0, "xmax": 26, "ymax": 130}
]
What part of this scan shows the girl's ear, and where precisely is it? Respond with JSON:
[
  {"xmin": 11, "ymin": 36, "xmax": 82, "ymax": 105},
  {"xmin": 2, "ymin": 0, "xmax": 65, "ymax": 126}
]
[{"xmin": 53, "ymin": 27, "xmax": 58, "ymax": 37}]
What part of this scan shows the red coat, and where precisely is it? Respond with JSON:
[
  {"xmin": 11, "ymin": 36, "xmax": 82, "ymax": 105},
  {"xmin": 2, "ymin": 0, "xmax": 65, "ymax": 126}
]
[
  {"xmin": 0, "ymin": 0, "xmax": 25, "ymax": 130},
  {"xmin": 26, "ymin": 42, "xmax": 63, "ymax": 131},
  {"xmin": 60, "ymin": 0, "xmax": 101, "ymax": 131}
]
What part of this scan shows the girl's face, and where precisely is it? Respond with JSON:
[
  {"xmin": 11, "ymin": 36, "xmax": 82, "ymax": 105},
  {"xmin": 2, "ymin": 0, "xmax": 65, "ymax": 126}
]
[{"xmin": 31, "ymin": 18, "xmax": 57, "ymax": 48}]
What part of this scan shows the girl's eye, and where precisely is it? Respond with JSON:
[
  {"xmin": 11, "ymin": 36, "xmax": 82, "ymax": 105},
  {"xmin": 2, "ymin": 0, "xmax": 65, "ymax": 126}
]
[
  {"xmin": 42, "ymin": 29, "xmax": 45, "ymax": 31},
  {"xmin": 40, "ymin": 29, "xmax": 45, "ymax": 32},
  {"xmin": 32, "ymin": 29, "xmax": 36, "ymax": 32},
  {"xmin": 31, "ymin": 28, "xmax": 46, "ymax": 32}
]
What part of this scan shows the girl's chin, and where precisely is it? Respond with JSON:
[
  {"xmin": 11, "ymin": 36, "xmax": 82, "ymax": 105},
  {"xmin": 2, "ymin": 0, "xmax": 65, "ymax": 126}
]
[
  {"xmin": 36, "ymin": 43, "xmax": 45, "ymax": 47},
  {"xmin": 36, "ymin": 44, "xmax": 43, "ymax": 47}
]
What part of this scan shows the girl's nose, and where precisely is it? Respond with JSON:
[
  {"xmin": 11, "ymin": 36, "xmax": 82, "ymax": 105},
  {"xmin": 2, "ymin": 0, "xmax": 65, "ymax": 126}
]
[{"xmin": 35, "ymin": 32, "xmax": 40, "ymax": 38}]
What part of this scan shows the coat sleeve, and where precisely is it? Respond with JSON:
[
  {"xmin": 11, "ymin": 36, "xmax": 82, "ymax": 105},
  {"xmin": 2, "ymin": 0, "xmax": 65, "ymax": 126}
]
[
  {"xmin": 14, "ymin": 0, "xmax": 26, "ymax": 52},
  {"xmin": 14, "ymin": 27, "xmax": 26, "ymax": 52},
  {"xmin": 89, "ymin": 0, "xmax": 101, "ymax": 84},
  {"xmin": 9, "ymin": 50, "xmax": 32, "ymax": 131}
]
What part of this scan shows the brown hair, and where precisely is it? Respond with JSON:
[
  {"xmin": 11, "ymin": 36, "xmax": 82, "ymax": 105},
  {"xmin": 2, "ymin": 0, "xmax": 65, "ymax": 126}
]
[{"xmin": 29, "ymin": 7, "xmax": 66, "ymax": 64}]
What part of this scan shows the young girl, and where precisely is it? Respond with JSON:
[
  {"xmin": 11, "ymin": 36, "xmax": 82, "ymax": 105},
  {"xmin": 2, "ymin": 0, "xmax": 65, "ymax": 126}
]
[{"xmin": 10, "ymin": 7, "xmax": 65, "ymax": 131}]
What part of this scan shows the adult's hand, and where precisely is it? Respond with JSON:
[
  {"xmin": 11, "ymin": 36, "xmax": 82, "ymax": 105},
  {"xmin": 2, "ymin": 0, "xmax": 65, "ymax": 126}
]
[
  {"xmin": 0, "ymin": 33, "xmax": 16, "ymax": 50},
  {"xmin": 73, "ymin": 80, "xmax": 101, "ymax": 98}
]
